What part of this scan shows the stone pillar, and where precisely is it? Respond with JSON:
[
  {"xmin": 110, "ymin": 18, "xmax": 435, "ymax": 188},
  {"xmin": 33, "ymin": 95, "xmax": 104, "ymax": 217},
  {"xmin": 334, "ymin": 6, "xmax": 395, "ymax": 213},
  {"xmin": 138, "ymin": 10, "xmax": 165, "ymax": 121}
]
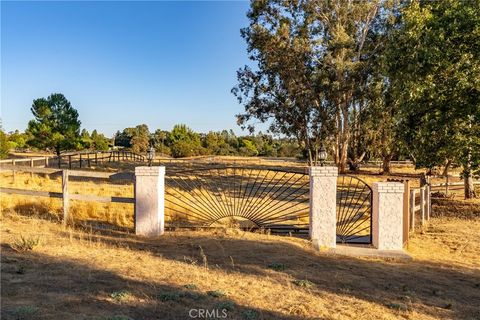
[
  {"xmin": 134, "ymin": 166, "xmax": 165, "ymax": 237},
  {"xmin": 372, "ymin": 182, "xmax": 404, "ymax": 250},
  {"xmin": 309, "ymin": 166, "xmax": 338, "ymax": 249}
]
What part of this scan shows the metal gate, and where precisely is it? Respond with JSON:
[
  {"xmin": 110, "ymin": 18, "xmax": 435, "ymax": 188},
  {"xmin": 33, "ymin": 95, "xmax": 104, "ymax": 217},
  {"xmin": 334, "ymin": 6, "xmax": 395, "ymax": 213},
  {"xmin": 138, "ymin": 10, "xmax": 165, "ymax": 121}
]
[
  {"xmin": 165, "ymin": 166, "xmax": 372, "ymax": 243},
  {"xmin": 336, "ymin": 175, "xmax": 372, "ymax": 244}
]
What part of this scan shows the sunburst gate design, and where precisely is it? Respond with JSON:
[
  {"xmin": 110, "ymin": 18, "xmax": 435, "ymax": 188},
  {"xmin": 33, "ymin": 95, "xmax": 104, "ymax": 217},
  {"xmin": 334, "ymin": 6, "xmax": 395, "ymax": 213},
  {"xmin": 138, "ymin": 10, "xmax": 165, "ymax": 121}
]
[
  {"xmin": 164, "ymin": 166, "xmax": 372, "ymax": 243},
  {"xmin": 165, "ymin": 167, "xmax": 310, "ymax": 229},
  {"xmin": 336, "ymin": 175, "xmax": 372, "ymax": 243}
]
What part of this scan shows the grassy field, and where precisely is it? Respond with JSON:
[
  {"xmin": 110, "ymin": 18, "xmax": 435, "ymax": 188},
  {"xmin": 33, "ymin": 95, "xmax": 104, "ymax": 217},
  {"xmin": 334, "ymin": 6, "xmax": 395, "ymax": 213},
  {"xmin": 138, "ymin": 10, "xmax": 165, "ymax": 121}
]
[
  {"xmin": 1, "ymin": 202, "xmax": 479, "ymax": 320},
  {"xmin": 1, "ymin": 159, "xmax": 479, "ymax": 319}
]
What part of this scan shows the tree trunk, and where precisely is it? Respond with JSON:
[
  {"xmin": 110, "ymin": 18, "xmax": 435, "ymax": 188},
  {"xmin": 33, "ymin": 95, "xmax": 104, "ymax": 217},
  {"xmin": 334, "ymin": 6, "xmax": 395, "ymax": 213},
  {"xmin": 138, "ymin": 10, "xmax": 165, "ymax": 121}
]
[
  {"xmin": 381, "ymin": 154, "xmax": 393, "ymax": 175},
  {"xmin": 442, "ymin": 159, "xmax": 451, "ymax": 176},
  {"xmin": 348, "ymin": 151, "xmax": 366, "ymax": 172},
  {"xmin": 56, "ymin": 148, "xmax": 61, "ymax": 168},
  {"xmin": 442, "ymin": 160, "xmax": 450, "ymax": 196},
  {"xmin": 464, "ymin": 144, "xmax": 477, "ymax": 198},
  {"xmin": 339, "ymin": 142, "xmax": 348, "ymax": 173},
  {"xmin": 464, "ymin": 172, "xmax": 477, "ymax": 199},
  {"xmin": 338, "ymin": 98, "xmax": 350, "ymax": 174}
]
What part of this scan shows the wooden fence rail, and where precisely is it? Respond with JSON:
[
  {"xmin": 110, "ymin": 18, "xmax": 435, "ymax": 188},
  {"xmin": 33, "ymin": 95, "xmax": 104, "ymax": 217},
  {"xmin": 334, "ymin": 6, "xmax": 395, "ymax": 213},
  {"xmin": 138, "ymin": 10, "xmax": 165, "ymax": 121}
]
[
  {"xmin": 409, "ymin": 185, "xmax": 431, "ymax": 231},
  {"xmin": 0, "ymin": 150, "xmax": 146, "ymax": 170},
  {"xmin": 431, "ymin": 180, "xmax": 480, "ymax": 196},
  {"xmin": 0, "ymin": 166, "xmax": 135, "ymax": 224}
]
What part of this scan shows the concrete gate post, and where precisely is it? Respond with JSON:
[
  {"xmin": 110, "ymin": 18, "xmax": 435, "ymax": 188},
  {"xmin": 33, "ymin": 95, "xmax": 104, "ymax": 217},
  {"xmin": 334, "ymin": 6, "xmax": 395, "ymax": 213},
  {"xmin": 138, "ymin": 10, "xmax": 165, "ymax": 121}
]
[
  {"xmin": 309, "ymin": 166, "xmax": 338, "ymax": 249},
  {"xmin": 134, "ymin": 166, "xmax": 165, "ymax": 237},
  {"xmin": 372, "ymin": 182, "xmax": 404, "ymax": 250}
]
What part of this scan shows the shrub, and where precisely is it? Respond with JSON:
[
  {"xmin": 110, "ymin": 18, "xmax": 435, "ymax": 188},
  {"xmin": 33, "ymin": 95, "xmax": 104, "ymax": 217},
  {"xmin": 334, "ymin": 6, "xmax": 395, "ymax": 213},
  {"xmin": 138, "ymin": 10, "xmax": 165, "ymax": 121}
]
[
  {"xmin": 110, "ymin": 290, "xmax": 131, "ymax": 302},
  {"xmin": 11, "ymin": 235, "xmax": 40, "ymax": 252}
]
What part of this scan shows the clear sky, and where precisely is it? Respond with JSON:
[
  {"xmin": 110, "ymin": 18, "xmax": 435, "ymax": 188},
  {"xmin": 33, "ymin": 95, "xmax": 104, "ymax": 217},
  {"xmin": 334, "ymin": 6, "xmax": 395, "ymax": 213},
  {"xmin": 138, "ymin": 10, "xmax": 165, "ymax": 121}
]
[{"xmin": 1, "ymin": 0, "xmax": 253, "ymax": 137}]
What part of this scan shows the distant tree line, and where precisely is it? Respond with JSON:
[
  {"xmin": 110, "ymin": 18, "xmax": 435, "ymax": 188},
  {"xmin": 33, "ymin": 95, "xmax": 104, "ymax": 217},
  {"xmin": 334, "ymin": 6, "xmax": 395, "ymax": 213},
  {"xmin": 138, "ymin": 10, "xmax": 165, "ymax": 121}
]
[
  {"xmin": 113, "ymin": 124, "xmax": 301, "ymax": 158},
  {"xmin": 0, "ymin": 94, "xmax": 301, "ymax": 160}
]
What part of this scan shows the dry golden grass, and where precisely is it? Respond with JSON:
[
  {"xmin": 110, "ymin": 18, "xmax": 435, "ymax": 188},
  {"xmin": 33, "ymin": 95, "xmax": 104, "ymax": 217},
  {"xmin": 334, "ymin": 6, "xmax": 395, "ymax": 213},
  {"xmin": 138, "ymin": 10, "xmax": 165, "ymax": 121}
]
[
  {"xmin": 1, "ymin": 160, "xmax": 479, "ymax": 319},
  {"xmin": 1, "ymin": 206, "xmax": 479, "ymax": 320},
  {"xmin": 0, "ymin": 172, "xmax": 134, "ymax": 229}
]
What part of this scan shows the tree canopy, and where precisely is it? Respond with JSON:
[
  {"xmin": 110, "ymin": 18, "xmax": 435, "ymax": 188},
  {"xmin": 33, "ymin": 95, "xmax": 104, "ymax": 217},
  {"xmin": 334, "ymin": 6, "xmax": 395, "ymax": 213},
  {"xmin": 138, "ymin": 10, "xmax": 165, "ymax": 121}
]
[
  {"xmin": 25, "ymin": 93, "xmax": 81, "ymax": 159},
  {"xmin": 387, "ymin": 0, "xmax": 480, "ymax": 197}
]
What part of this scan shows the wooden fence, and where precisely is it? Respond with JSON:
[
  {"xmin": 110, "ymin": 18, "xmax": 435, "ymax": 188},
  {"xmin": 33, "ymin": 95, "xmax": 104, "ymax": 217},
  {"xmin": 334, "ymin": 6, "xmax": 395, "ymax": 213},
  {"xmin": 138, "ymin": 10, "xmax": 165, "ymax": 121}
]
[
  {"xmin": 387, "ymin": 178, "xmax": 432, "ymax": 246},
  {"xmin": 430, "ymin": 179, "xmax": 480, "ymax": 196},
  {"xmin": 59, "ymin": 150, "xmax": 146, "ymax": 169},
  {"xmin": 409, "ymin": 185, "xmax": 431, "ymax": 231},
  {"xmin": 0, "ymin": 165, "xmax": 134, "ymax": 224},
  {"xmin": 0, "ymin": 150, "xmax": 145, "ymax": 169}
]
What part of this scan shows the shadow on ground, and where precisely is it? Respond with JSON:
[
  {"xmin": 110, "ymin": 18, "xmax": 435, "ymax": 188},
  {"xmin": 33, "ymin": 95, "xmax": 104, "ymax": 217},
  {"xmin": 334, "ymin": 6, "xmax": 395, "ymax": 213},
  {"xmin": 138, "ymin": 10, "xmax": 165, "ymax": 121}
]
[
  {"xmin": 47, "ymin": 226, "xmax": 480, "ymax": 320},
  {"xmin": 1, "ymin": 244, "xmax": 302, "ymax": 320},
  {"xmin": 2, "ymin": 202, "xmax": 480, "ymax": 319}
]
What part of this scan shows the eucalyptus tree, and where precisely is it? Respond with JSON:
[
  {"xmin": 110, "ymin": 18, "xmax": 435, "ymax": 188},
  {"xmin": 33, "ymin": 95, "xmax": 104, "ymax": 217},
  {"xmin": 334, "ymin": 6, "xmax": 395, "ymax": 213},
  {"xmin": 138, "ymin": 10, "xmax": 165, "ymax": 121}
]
[
  {"xmin": 388, "ymin": 0, "xmax": 480, "ymax": 198},
  {"xmin": 233, "ymin": 0, "xmax": 396, "ymax": 171}
]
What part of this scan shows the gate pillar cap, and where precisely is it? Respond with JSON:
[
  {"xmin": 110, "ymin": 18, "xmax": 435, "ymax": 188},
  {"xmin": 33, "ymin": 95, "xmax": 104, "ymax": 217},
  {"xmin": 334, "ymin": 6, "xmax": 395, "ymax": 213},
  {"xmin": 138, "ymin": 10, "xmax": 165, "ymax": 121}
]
[
  {"xmin": 309, "ymin": 166, "xmax": 338, "ymax": 177},
  {"xmin": 373, "ymin": 182, "xmax": 404, "ymax": 193},
  {"xmin": 135, "ymin": 166, "xmax": 165, "ymax": 176}
]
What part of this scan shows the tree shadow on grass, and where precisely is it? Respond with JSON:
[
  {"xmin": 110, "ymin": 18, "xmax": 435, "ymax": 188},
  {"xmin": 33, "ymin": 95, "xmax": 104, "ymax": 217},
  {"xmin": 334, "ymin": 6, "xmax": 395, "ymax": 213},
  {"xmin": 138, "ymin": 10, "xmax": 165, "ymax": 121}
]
[
  {"xmin": 5, "ymin": 203, "xmax": 480, "ymax": 319},
  {"xmin": 54, "ymin": 229, "xmax": 480, "ymax": 320},
  {"xmin": 0, "ymin": 244, "xmax": 302, "ymax": 320}
]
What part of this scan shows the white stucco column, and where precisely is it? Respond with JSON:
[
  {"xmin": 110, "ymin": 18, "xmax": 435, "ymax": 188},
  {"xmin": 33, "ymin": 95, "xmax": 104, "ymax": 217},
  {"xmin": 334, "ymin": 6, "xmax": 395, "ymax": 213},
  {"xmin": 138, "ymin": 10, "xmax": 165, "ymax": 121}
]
[
  {"xmin": 309, "ymin": 166, "xmax": 338, "ymax": 249},
  {"xmin": 372, "ymin": 182, "xmax": 404, "ymax": 250},
  {"xmin": 134, "ymin": 166, "xmax": 165, "ymax": 237}
]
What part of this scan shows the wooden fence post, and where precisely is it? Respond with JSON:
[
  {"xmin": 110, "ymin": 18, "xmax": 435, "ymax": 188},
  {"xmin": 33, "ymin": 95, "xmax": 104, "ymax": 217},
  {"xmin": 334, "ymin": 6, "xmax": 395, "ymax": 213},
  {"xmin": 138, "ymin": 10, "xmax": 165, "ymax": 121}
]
[
  {"xmin": 426, "ymin": 176, "xmax": 431, "ymax": 221},
  {"xmin": 69, "ymin": 155, "xmax": 72, "ymax": 169},
  {"xmin": 87, "ymin": 153, "xmax": 91, "ymax": 167},
  {"xmin": 12, "ymin": 159, "xmax": 16, "ymax": 183},
  {"xmin": 62, "ymin": 170, "xmax": 69, "ymax": 224},
  {"xmin": 95, "ymin": 153, "xmax": 98, "ymax": 165},
  {"xmin": 445, "ymin": 175, "xmax": 449, "ymax": 196},
  {"xmin": 409, "ymin": 189, "xmax": 416, "ymax": 231},
  {"xmin": 403, "ymin": 180, "xmax": 410, "ymax": 246},
  {"xmin": 45, "ymin": 157, "xmax": 49, "ymax": 167},
  {"xmin": 30, "ymin": 159, "xmax": 34, "ymax": 178},
  {"xmin": 79, "ymin": 154, "xmax": 82, "ymax": 168},
  {"xmin": 420, "ymin": 186, "xmax": 426, "ymax": 226},
  {"xmin": 427, "ymin": 185, "xmax": 431, "ymax": 221}
]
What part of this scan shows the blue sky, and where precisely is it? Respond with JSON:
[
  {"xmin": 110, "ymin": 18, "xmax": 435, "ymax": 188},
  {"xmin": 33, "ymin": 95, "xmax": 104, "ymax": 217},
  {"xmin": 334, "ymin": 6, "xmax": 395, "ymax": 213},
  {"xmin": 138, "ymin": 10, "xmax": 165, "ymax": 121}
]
[{"xmin": 1, "ymin": 1, "xmax": 254, "ymax": 137}]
